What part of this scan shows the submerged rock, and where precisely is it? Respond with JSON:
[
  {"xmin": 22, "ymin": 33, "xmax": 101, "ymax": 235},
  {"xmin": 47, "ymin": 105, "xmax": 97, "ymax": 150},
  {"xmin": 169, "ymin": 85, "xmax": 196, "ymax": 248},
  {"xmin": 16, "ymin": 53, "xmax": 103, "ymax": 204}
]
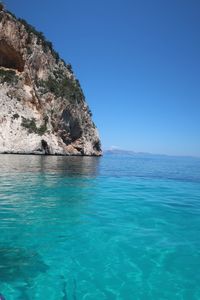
[
  {"xmin": 0, "ymin": 247, "xmax": 48, "ymax": 283},
  {"xmin": 0, "ymin": 9, "xmax": 102, "ymax": 156}
]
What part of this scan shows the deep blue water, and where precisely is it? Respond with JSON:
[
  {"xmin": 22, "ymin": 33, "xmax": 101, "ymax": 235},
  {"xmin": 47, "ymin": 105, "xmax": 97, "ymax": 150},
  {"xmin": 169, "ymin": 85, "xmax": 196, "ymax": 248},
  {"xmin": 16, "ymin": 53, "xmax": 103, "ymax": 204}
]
[{"xmin": 0, "ymin": 154, "xmax": 200, "ymax": 300}]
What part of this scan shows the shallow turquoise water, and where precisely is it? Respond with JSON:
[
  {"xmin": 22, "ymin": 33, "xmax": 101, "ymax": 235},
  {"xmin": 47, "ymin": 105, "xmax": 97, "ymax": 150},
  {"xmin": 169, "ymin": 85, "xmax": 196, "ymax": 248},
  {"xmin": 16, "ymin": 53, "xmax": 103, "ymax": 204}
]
[{"xmin": 0, "ymin": 154, "xmax": 200, "ymax": 300}]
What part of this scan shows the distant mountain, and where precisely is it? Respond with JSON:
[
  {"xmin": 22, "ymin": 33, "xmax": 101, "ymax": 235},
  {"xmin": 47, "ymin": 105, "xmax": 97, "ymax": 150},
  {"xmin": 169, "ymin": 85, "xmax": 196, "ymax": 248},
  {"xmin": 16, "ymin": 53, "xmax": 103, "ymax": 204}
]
[
  {"xmin": 103, "ymin": 149, "xmax": 160, "ymax": 156},
  {"xmin": 104, "ymin": 148, "xmax": 175, "ymax": 157},
  {"xmin": 104, "ymin": 149, "xmax": 199, "ymax": 159},
  {"xmin": 104, "ymin": 149, "xmax": 137, "ymax": 156}
]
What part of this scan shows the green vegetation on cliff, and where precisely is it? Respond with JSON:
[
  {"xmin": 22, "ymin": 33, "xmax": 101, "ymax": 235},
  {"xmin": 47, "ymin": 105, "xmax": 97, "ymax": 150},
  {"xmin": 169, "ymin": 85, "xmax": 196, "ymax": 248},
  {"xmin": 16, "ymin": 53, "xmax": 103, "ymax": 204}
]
[
  {"xmin": 21, "ymin": 116, "xmax": 48, "ymax": 136},
  {"xmin": 37, "ymin": 69, "xmax": 85, "ymax": 103},
  {"xmin": 0, "ymin": 69, "xmax": 18, "ymax": 84}
]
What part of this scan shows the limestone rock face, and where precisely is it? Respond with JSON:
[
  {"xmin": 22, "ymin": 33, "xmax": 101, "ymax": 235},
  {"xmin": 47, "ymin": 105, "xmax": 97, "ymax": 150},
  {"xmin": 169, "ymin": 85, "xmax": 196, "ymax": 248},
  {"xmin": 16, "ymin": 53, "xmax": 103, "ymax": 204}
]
[{"xmin": 0, "ymin": 9, "xmax": 102, "ymax": 156}]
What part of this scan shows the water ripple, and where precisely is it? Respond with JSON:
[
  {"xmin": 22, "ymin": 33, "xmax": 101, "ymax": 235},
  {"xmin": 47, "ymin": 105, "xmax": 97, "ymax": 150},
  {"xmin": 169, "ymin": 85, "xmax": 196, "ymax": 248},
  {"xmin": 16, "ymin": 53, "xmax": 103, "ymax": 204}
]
[{"xmin": 0, "ymin": 155, "xmax": 199, "ymax": 299}]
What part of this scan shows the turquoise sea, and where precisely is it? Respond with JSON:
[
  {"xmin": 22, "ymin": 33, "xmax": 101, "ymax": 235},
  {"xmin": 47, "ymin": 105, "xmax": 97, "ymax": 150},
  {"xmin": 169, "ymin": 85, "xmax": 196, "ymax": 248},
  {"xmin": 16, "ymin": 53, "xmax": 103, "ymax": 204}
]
[{"xmin": 0, "ymin": 154, "xmax": 200, "ymax": 300}]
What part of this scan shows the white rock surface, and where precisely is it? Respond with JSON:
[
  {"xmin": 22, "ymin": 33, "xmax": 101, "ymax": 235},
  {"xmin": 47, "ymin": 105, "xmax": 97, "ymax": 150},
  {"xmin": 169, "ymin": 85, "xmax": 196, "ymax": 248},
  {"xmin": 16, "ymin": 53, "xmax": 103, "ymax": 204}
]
[{"xmin": 0, "ymin": 9, "xmax": 101, "ymax": 156}]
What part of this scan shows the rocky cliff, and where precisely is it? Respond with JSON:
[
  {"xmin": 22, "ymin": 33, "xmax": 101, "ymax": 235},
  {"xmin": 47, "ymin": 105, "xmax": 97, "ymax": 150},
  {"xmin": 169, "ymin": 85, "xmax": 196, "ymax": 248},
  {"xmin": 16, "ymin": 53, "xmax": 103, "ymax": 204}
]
[{"xmin": 0, "ymin": 7, "xmax": 101, "ymax": 156}]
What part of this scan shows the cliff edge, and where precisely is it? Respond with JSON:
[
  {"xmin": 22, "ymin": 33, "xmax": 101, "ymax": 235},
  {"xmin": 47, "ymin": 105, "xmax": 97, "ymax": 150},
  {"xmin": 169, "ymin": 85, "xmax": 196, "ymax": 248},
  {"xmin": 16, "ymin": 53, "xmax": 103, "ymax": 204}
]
[{"xmin": 0, "ymin": 8, "xmax": 102, "ymax": 156}]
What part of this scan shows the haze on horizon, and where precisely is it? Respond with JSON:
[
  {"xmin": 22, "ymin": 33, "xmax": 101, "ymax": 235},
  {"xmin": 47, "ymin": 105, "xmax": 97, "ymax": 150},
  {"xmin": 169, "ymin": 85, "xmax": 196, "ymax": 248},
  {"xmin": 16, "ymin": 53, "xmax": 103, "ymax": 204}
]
[{"xmin": 5, "ymin": 0, "xmax": 200, "ymax": 157}]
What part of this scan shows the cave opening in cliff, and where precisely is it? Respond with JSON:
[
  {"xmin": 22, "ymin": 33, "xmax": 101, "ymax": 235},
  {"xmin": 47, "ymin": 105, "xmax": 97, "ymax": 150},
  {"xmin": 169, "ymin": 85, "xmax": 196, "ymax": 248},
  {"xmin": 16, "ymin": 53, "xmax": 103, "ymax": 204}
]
[{"xmin": 0, "ymin": 40, "xmax": 24, "ymax": 72}]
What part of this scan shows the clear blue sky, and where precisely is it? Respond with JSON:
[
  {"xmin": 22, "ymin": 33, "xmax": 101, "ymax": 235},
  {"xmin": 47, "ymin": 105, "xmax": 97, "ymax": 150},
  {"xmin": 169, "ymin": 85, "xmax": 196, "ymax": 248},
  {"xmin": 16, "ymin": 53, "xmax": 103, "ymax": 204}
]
[{"xmin": 5, "ymin": 0, "xmax": 200, "ymax": 156}]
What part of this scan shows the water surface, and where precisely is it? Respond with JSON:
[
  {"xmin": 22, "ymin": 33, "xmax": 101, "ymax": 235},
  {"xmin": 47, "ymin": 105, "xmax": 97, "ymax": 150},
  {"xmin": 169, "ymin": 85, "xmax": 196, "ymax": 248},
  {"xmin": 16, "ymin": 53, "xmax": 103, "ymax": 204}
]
[{"xmin": 0, "ymin": 154, "xmax": 200, "ymax": 300}]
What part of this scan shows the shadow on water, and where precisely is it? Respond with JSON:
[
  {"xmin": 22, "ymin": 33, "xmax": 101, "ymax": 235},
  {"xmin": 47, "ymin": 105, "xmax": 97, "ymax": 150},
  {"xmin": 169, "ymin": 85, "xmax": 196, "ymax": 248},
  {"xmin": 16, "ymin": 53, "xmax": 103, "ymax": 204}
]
[
  {"xmin": 0, "ymin": 247, "xmax": 48, "ymax": 283},
  {"xmin": 0, "ymin": 155, "xmax": 100, "ymax": 177},
  {"xmin": 61, "ymin": 275, "xmax": 77, "ymax": 300}
]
